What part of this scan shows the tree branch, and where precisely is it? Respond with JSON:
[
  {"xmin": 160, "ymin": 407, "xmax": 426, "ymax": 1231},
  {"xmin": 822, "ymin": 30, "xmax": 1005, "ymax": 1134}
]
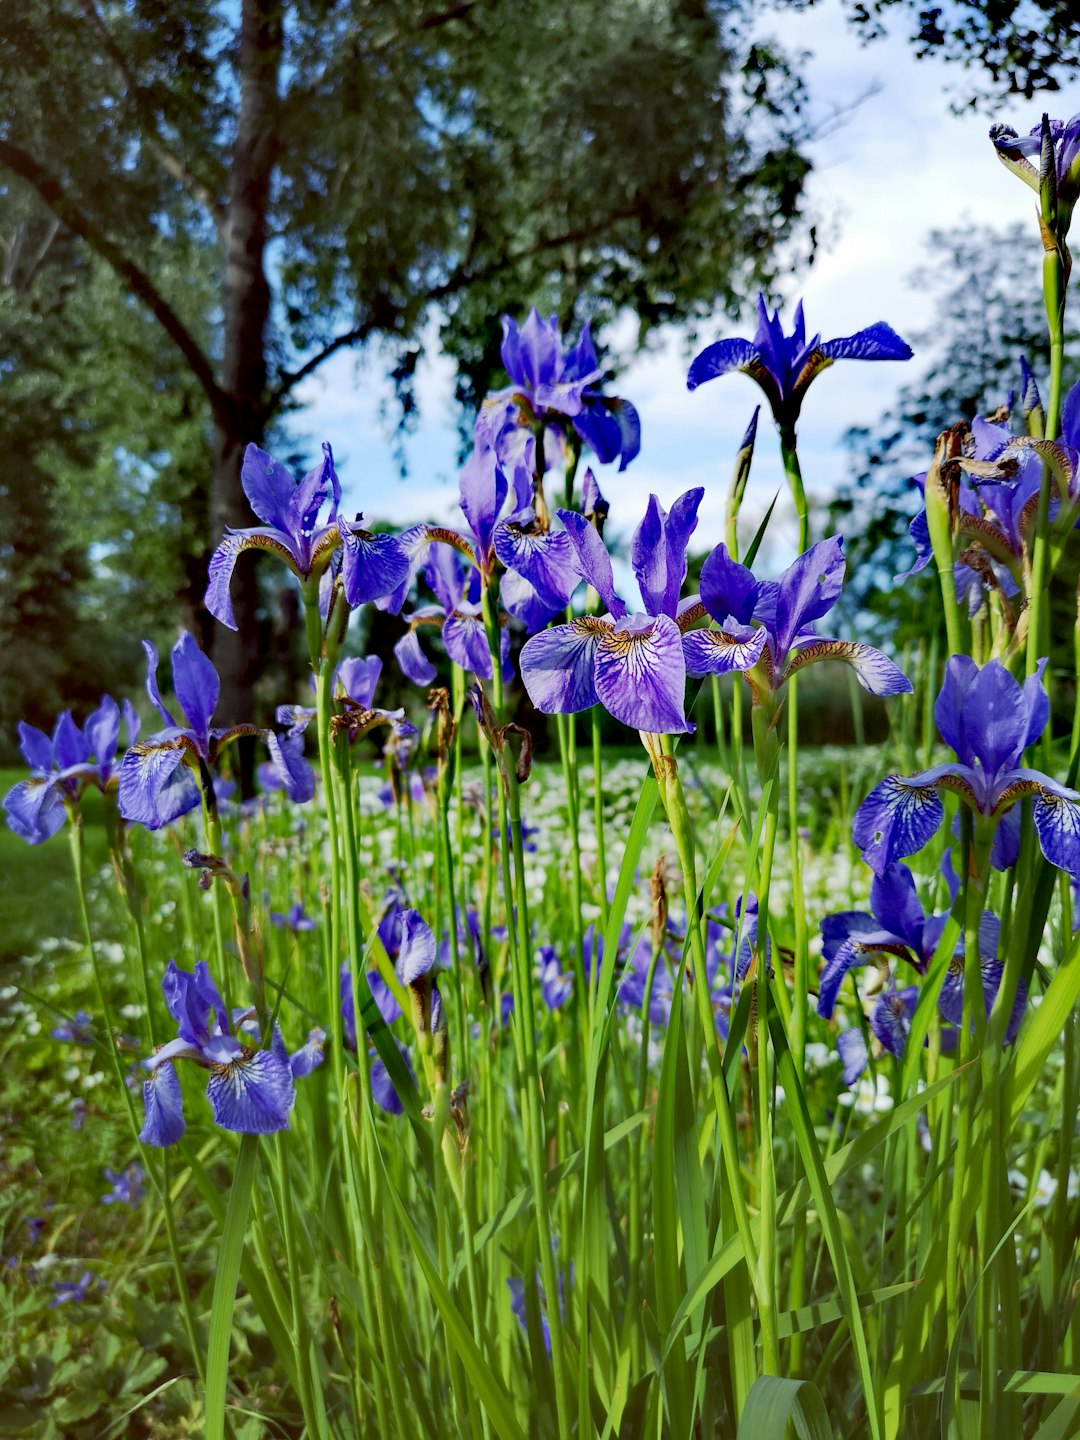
[
  {"xmin": 268, "ymin": 203, "xmax": 639, "ymax": 411},
  {"xmin": 78, "ymin": 0, "xmax": 228, "ymax": 239},
  {"xmin": 0, "ymin": 137, "xmax": 226, "ymax": 417}
]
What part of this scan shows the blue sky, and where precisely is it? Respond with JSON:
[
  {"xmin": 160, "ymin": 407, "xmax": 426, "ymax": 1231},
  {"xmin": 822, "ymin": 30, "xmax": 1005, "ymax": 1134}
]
[{"xmin": 289, "ymin": 0, "xmax": 1042, "ymax": 573}]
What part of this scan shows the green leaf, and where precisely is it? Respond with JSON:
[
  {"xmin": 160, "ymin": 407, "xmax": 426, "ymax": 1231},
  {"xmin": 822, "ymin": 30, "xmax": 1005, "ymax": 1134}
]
[
  {"xmin": 204, "ymin": 1132, "xmax": 259, "ymax": 1440},
  {"xmin": 736, "ymin": 1376, "xmax": 834, "ymax": 1440}
]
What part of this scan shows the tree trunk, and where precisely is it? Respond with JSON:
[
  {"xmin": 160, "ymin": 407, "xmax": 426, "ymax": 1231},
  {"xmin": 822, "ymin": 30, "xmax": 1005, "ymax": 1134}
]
[{"xmin": 210, "ymin": 0, "xmax": 282, "ymax": 749}]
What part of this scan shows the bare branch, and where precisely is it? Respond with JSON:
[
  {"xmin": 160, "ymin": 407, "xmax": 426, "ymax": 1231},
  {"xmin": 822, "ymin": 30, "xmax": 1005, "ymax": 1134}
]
[
  {"xmin": 0, "ymin": 137, "xmax": 226, "ymax": 417},
  {"xmin": 78, "ymin": 0, "xmax": 227, "ymax": 237}
]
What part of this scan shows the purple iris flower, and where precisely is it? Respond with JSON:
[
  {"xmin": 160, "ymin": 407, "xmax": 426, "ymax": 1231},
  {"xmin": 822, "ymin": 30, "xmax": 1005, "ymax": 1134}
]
[
  {"xmin": 4, "ymin": 697, "xmax": 139, "ymax": 844},
  {"xmin": 340, "ymin": 958, "xmax": 418, "ymax": 1115},
  {"xmin": 279, "ymin": 652, "xmax": 417, "ymax": 747},
  {"xmin": 487, "ymin": 310, "xmax": 641, "ymax": 472},
  {"xmin": 1012, "ymin": 376, "xmax": 1080, "ymax": 508},
  {"xmin": 520, "ymin": 489, "xmax": 703, "ymax": 733},
  {"xmin": 118, "ymin": 632, "xmax": 314, "ymax": 830},
  {"xmin": 538, "ymin": 947, "xmax": 573, "ymax": 1010},
  {"xmin": 52, "ymin": 1010, "xmax": 95, "ymax": 1045},
  {"xmin": 854, "ymin": 657, "xmax": 1080, "ymax": 880},
  {"xmin": 270, "ymin": 901, "xmax": 317, "ymax": 932},
  {"xmin": 686, "ymin": 295, "xmax": 912, "ymax": 431},
  {"xmin": 394, "ymin": 547, "xmax": 511, "ymax": 686},
  {"xmin": 100, "ymin": 1162, "xmax": 145, "ymax": 1208},
  {"xmin": 205, "ymin": 442, "xmax": 409, "ymax": 628},
  {"xmin": 991, "ymin": 113, "xmax": 1080, "ymax": 226},
  {"xmin": 494, "ymin": 508, "xmax": 583, "ymax": 633},
  {"xmin": 138, "ymin": 960, "xmax": 317, "ymax": 1145},
  {"xmin": 817, "ymin": 861, "xmax": 1024, "ymax": 1050},
  {"xmin": 683, "ymin": 535, "xmax": 911, "ymax": 702},
  {"xmin": 51, "ymin": 1271, "xmax": 105, "ymax": 1307}
]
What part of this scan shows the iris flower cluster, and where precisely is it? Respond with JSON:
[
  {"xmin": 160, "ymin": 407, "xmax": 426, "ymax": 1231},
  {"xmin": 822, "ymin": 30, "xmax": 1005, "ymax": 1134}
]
[{"xmin": 4, "ymin": 697, "xmax": 138, "ymax": 844}]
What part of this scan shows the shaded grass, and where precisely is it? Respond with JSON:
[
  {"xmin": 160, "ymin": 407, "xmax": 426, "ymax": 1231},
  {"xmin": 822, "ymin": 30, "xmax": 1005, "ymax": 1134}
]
[{"xmin": 0, "ymin": 771, "xmax": 110, "ymax": 966}]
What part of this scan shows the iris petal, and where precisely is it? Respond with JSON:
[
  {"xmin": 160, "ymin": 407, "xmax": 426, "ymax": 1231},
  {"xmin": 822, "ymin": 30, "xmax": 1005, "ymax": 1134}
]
[
  {"xmin": 338, "ymin": 522, "xmax": 410, "ymax": 607},
  {"xmin": 853, "ymin": 774, "xmax": 946, "ymax": 875},
  {"xmin": 205, "ymin": 1047, "xmax": 296, "ymax": 1134},
  {"xmin": 395, "ymin": 629, "xmax": 439, "ymax": 686},
  {"xmin": 118, "ymin": 741, "xmax": 201, "ymax": 831},
  {"xmin": 785, "ymin": 639, "xmax": 912, "ymax": 696},
  {"xmin": 205, "ymin": 528, "xmax": 302, "ymax": 631},
  {"xmin": 520, "ymin": 620, "xmax": 605, "ymax": 714},
  {"xmin": 686, "ymin": 337, "xmax": 760, "ymax": 391},
  {"xmin": 1033, "ymin": 786, "xmax": 1080, "ymax": 880},
  {"xmin": 594, "ymin": 614, "xmax": 690, "ymax": 734},
  {"xmin": 682, "ymin": 626, "xmax": 767, "ymax": 677},
  {"xmin": 139, "ymin": 1063, "xmax": 185, "ymax": 1147}
]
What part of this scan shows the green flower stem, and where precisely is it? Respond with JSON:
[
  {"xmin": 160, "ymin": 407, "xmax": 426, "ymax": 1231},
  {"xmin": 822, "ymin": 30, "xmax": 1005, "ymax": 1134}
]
[
  {"xmin": 1027, "ymin": 244, "xmax": 1067, "ymax": 678},
  {"xmin": 271, "ymin": 1134, "xmax": 324, "ymax": 1437},
  {"xmin": 591, "ymin": 709, "xmax": 609, "ymax": 931},
  {"xmin": 200, "ymin": 788, "xmax": 233, "ymax": 1015},
  {"xmin": 780, "ymin": 431, "xmax": 809, "ymax": 552},
  {"xmin": 556, "ymin": 710, "xmax": 586, "ymax": 1022},
  {"xmin": 655, "ymin": 737, "xmax": 776, "ymax": 1378}
]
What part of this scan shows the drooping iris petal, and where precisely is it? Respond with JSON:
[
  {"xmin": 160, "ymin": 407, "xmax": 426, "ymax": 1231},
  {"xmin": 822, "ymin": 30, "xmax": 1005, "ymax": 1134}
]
[
  {"xmin": 4, "ymin": 777, "xmax": 67, "ymax": 844},
  {"xmin": 557, "ymin": 510, "xmax": 627, "ymax": 619},
  {"xmin": 139, "ymin": 1062, "xmax": 185, "ymax": 1147},
  {"xmin": 771, "ymin": 536, "xmax": 846, "ymax": 666},
  {"xmin": 698, "ymin": 544, "xmax": 759, "ymax": 627},
  {"xmin": 338, "ymin": 521, "xmax": 410, "ymax": 607},
  {"xmin": 520, "ymin": 619, "xmax": 605, "ymax": 714},
  {"xmin": 265, "ymin": 732, "xmax": 316, "ymax": 804},
  {"xmin": 821, "ymin": 910, "xmax": 880, "ymax": 966},
  {"xmin": 1032, "ymin": 786, "xmax": 1080, "ymax": 880},
  {"xmin": 395, "ymin": 628, "xmax": 439, "ymax": 686},
  {"xmin": 817, "ymin": 930, "xmax": 897, "ymax": 1018},
  {"xmin": 685, "ymin": 337, "xmax": 760, "ymax": 391},
  {"xmin": 837, "ymin": 1027, "xmax": 869, "ymax": 1085},
  {"xmin": 594, "ymin": 614, "xmax": 690, "ymax": 734},
  {"xmin": 443, "ymin": 610, "xmax": 493, "ymax": 678},
  {"xmin": 682, "ymin": 626, "xmax": 768, "ymax": 677},
  {"xmin": 205, "ymin": 528, "xmax": 301, "ymax": 631},
  {"xmin": 785, "ymin": 639, "xmax": 912, "ymax": 696},
  {"xmin": 399, "ymin": 910, "xmax": 437, "ymax": 985},
  {"xmin": 370, "ymin": 1042, "xmax": 416, "ymax": 1115},
  {"xmin": 205, "ymin": 1047, "xmax": 296, "ymax": 1133},
  {"xmin": 493, "ymin": 511, "xmax": 581, "ymax": 610},
  {"xmin": 870, "ymin": 987, "xmax": 918, "ymax": 1059},
  {"xmin": 819, "ymin": 322, "xmax": 913, "ymax": 364},
  {"xmin": 574, "ymin": 396, "xmax": 642, "ymax": 470},
  {"xmin": 500, "ymin": 568, "xmax": 566, "ymax": 634},
  {"xmin": 377, "ymin": 524, "xmax": 433, "ymax": 616},
  {"xmin": 170, "ymin": 632, "xmax": 219, "ymax": 751},
  {"xmin": 289, "ymin": 1027, "xmax": 327, "ymax": 1078},
  {"xmin": 853, "ymin": 773, "xmax": 949, "ymax": 876},
  {"xmin": 118, "ymin": 740, "xmax": 201, "ymax": 830}
]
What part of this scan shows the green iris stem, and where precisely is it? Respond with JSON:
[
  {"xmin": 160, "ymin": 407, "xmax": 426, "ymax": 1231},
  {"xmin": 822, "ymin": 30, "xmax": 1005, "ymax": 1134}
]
[
  {"xmin": 1026, "ymin": 246, "xmax": 1066, "ymax": 681},
  {"xmin": 591, "ymin": 710, "xmax": 609, "ymax": 932},
  {"xmin": 780, "ymin": 430, "xmax": 809, "ymax": 553},
  {"xmin": 655, "ymin": 737, "xmax": 777, "ymax": 1379},
  {"xmin": 555, "ymin": 710, "xmax": 585, "ymax": 1023},
  {"xmin": 199, "ymin": 784, "xmax": 233, "ymax": 1016}
]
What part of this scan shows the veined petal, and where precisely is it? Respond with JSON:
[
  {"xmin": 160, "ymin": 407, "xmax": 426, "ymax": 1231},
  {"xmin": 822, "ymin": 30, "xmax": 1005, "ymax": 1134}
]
[
  {"xmin": 399, "ymin": 910, "xmax": 437, "ymax": 984},
  {"xmin": 458, "ymin": 441, "xmax": 508, "ymax": 559},
  {"xmin": 338, "ymin": 521, "xmax": 410, "ymax": 607},
  {"xmin": 443, "ymin": 611, "xmax": 493, "ymax": 678},
  {"xmin": 500, "ymin": 568, "xmax": 568, "ymax": 634},
  {"xmin": 784, "ymin": 639, "xmax": 912, "ymax": 696},
  {"xmin": 1033, "ymin": 786, "xmax": 1080, "ymax": 880},
  {"xmin": 573, "ymin": 396, "xmax": 641, "ymax": 470},
  {"xmin": 631, "ymin": 489, "xmax": 702, "ymax": 619},
  {"xmin": 821, "ymin": 909, "xmax": 879, "ymax": 965},
  {"xmin": 395, "ymin": 629, "xmax": 438, "ymax": 686},
  {"xmin": 837, "ymin": 1028, "xmax": 869, "ymax": 1085},
  {"xmin": 265, "ymin": 732, "xmax": 315, "ymax": 804},
  {"xmin": 934, "ymin": 655, "xmax": 979, "ymax": 759},
  {"xmin": 171, "ymin": 632, "xmax": 219, "ymax": 748},
  {"xmin": 871, "ymin": 987, "xmax": 918, "ymax": 1060},
  {"xmin": 493, "ymin": 512, "xmax": 580, "ymax": 608},
  {"xmin": 205, "ymin": 528, "xmax": 301, "ymax": 631},
  {"xmin": 376, "ymin": 524, "xmax": 432, "ymax": 615},
  {"xmin": 139, "ymin": 1063, "xmax": 185, "ymax": 1146},
  {"xmin": 595, "ymin": 613, "xmax": 691, "ymax": 734},
  {"xmin": 818, "ymin": 933, "xmax": 896, "ymax": 1019},
  {"xmin": 206, "ymin": 1047, "xmax": 296, "ymax": 1133},
  {"xmin": 520, "ymin": 619, "xmax": 605, "ymax": 714},
  {"xmin": 686, "ymin": 337, "xmax": 760, "ymax": 390},
  {"xmin": 852, "ymin": 774, "xmax": 946, "ymax": 875},
  {"xmin": 682, "ymin": 625, "xmax": 767, "ymax": 677},
  {"xmin": 556, "ymin": 510, "xmax": 626, "ymax": 619},
  {"xmin": 4, "ymin": 776, "xmax": 67, "ymax": 844},
  {"xmin": 118, "ymin": 739, "xmax": 201, "ymax": 830},
  {"xmin": 819, "ymin": 322, "xmax": 913, "ymax": 364}
]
